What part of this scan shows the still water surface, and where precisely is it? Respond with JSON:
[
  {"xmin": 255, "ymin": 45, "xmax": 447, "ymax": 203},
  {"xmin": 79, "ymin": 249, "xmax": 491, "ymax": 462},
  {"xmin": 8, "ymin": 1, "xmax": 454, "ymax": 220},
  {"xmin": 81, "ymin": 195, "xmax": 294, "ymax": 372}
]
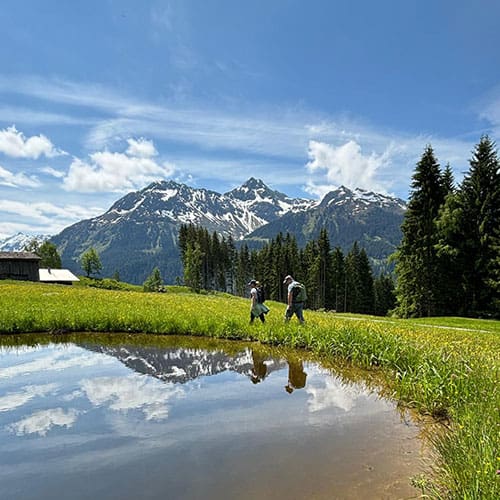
[{"xmin": 0, "ymin": 335, "xmax": 426, "ymax": 499}]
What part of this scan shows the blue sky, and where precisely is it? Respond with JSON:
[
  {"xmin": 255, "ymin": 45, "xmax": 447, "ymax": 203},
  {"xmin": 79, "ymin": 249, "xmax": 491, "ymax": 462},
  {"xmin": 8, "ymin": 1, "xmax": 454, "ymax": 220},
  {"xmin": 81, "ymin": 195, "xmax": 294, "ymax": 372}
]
[{"xmin": 1, "ymin": 0, "xmax": 500, "ymax": 238}]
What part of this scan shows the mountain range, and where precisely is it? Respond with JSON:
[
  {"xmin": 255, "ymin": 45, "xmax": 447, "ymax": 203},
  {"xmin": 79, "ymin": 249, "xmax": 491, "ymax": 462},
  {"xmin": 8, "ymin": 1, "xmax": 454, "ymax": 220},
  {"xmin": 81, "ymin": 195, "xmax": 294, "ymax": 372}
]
[
  {"xmin": 78, "ymin": 343, "xmax": 286, "ymax": 385},
  {"xmin": 2, "ymin": 178, "xmax": 406, "ymax": 284}
]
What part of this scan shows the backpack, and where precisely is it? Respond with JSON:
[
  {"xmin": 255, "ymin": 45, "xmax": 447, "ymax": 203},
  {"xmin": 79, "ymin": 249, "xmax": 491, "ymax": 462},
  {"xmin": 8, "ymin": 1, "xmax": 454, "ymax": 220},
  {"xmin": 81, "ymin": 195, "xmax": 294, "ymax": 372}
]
[
  {"xmin": 256, "ymin": 286, "xmax": 266, "ymax": 304},
  {"xmin": 292, "ymin": 282, "xmax": 307, "ymax": 303}
]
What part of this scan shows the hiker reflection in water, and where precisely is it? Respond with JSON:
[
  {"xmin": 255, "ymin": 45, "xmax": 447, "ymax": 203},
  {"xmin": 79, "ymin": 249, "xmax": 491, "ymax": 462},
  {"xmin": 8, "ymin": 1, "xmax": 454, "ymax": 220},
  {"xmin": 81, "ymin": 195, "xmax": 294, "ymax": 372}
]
[
  {"xmin": 285, "ymin": 358, "xmax": 307, "ymax": 393},
  {"xmin": 250, "ymin": 350, "xmax": 268, "ymax": 384}
]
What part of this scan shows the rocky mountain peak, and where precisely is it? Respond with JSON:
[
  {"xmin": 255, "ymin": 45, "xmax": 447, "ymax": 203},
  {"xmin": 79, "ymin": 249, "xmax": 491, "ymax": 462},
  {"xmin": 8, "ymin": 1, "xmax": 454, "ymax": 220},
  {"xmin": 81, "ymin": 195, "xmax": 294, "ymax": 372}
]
[
  {"xmin": 226, "ymin": 177, "xmax": 280, "ymax": 202},
  {"xmin": 319, "ymin": 185, "xmax": 406, "ymax": 211}
]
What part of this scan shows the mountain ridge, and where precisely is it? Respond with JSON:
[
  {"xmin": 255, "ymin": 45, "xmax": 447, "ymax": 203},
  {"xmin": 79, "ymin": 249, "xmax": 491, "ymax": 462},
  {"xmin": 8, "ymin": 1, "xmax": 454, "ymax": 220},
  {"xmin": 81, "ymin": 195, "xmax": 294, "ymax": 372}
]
[{"xmin": 8, "ymin": 178, "xmax": 405, "ymax": 283}]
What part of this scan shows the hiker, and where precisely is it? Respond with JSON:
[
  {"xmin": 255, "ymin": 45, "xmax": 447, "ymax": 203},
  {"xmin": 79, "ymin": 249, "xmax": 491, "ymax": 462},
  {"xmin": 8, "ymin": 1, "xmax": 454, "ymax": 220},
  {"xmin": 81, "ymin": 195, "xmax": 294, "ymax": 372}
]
[
  {"xmin": 283, "ymin": 275, "xmax": 306, "ymax": 324},
  {"xmin": 284, "ymin": 358, "xmax": 307, "ymax": 394},
  {"xmin": 248, "ymin": 279, "xmax": 270, "ymax": 323}
]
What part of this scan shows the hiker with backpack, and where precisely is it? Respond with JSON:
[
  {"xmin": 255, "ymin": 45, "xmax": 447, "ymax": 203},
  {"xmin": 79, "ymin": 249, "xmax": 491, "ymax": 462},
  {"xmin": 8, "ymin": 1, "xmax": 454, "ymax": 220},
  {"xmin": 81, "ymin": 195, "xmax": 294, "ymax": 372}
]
[
  {"xmin": 283, "ymin": 275, "xmax": 306, "ymax": 324},
  {"xmin": 248, "ymin": 279, "xmax": 270, "ymax": 323}
]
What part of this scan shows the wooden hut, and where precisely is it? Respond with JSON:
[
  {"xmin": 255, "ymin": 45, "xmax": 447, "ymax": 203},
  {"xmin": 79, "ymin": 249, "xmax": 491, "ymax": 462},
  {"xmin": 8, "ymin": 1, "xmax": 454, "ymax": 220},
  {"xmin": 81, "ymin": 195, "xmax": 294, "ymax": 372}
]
[{"xmin": 0, "ymin": 252, "xmax": 41, "ymax": 281}]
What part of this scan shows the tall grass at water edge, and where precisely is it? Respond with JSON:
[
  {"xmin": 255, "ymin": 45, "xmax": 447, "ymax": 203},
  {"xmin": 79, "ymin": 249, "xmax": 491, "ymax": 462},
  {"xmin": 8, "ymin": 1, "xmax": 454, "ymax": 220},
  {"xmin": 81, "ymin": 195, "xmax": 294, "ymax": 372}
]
[{"xmin": 0, "ymin": 281, "xmax": 498, "ymax": 499}]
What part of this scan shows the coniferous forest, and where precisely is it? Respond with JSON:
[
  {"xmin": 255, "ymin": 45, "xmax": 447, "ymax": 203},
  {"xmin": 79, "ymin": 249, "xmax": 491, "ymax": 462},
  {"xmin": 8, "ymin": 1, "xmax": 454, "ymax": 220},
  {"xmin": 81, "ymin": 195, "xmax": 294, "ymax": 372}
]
[
  {"xmin": 179, "ymin": 136, "xmax": 500, "ymax": 319},
  {"xmin": 395, "ymin": 136, "xmax": 499, "ymax": 318},
  {"xmin": 179, "ymin": 225, "xmax": 396, "ymax": 316}
]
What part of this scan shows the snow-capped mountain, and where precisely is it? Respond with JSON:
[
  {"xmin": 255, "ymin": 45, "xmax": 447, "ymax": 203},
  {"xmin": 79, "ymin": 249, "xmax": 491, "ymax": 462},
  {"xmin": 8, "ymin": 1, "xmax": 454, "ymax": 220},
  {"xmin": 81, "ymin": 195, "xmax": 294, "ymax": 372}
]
[
  {"xmin": 50, "ymin": 178, "xmax": 313, "ymax": 284},
  {"xmin": 79, "ymin": 343, "xmax": 287, "ymax": 385},
  {"xmin": 49, "ymin": 178, "xmax": 406, "ymax": 284},
  {"xmin": 0, "ymin": 232, "xmax": 50, "ymax": 252},
  {"xmin": 101, "ymin": 177, "xmax": 307, "ymax": 239},
  {"xmin": 245, "ymin": 185, "xmax": 406, "ymax": 271},
  {"xmin": 321, "ymin": 186, "xmax": 407, "ymax": 213},
  {"xmin": 225, "ymin": 177, "xmax": 316, "ymax": 223}
]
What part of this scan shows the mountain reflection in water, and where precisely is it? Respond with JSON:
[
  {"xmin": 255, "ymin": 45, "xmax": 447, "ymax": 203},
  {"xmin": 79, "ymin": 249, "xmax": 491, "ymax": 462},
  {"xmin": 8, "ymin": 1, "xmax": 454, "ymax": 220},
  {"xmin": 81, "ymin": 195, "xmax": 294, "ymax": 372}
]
[
  {"xmin": 0, "ymin": 335, "xmax": 427, "ymax": 500},
  {"xmin": 78, "ymin": 341, "xmax": 310, "ymax": 397}
]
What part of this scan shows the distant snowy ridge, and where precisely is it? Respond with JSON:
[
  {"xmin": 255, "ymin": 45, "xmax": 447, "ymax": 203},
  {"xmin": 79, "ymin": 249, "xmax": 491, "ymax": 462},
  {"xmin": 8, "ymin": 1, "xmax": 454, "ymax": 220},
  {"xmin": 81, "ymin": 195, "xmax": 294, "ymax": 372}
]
[
  {"xmin": 0, "ymin": 232, "xmax": 50, "ymax": 252},
  {"xmin": 101, "ymin": 177, "xmax": 316, "ymax": 239}
]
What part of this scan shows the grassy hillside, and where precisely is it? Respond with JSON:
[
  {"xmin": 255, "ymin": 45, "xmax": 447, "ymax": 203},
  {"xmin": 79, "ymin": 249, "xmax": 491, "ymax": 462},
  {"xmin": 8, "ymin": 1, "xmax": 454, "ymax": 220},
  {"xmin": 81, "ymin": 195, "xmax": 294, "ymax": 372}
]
[{"xmin": 0, "ymin": 281, "xmax": 498, "ymax": 498}]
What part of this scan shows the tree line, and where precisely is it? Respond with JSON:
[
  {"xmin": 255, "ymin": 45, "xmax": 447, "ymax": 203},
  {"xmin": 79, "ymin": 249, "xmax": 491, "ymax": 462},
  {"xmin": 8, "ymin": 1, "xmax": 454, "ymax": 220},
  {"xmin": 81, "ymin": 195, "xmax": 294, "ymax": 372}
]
[
  {"xmin": 179, "ymin": 224, "xmax": 396, "ymax": 316},
  {"xmin": 395, "ymin": 135, "xmax": 499, "ymax": 318}
]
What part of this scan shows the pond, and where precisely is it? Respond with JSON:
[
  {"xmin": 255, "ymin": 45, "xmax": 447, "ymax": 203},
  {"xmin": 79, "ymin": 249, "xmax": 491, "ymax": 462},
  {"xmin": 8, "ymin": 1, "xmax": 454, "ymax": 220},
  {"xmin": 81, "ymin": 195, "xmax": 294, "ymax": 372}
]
[{"xmin": 0, "ymin": 334, "xmax": 428, "ymax": 499}]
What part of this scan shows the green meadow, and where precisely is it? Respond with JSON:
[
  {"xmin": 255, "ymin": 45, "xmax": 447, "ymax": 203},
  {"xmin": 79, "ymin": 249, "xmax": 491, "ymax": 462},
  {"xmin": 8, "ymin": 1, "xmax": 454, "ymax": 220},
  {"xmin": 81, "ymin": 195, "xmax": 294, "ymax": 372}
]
[{"xmin": 1, "ymin": 281, "xmax": 499, "ymax": 499}]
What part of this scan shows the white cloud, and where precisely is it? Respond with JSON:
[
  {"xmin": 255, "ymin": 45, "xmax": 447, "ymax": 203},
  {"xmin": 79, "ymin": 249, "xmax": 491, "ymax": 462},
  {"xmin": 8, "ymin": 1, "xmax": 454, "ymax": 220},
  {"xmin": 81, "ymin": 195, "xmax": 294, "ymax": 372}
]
[
  {"xmin": 0, "ymin": 125, "xmax": 65, "ymax": 159},
  {"xmin": 0, "ymin": 383, "xmax": 59, "ymax": 412},
  {"xmin": 0, "ymin": 350, "xmax": 114, "ymax": 380},
  {"xmin": 0, "ymin": 164, "xmax": 41, "ymax": 188},
  {"xmin": 41, "ymin": 166, "xmax": 65, "ymax": 178},
  {"xmin": 125, "ymin": 137, "xmax": 157, "ymax": 158},
  {"xmin": 305, "ymin": 140, "xmax": 393, "ymax": 198},
  {"xmin": 63, "ymin": 140, "xmax": 175, "ymax": 192},
  {"xmin": 0, "ymin": 199, "xmax": 105, "ymax": 236},
  {"xmin": 306, "ymin": 377, "xmax": 359, "ymax": 413},
  {"xmin": 8, "ymin": 408, "xmax": 79, "ymax": 436},
  {"xmin": 0, "ymin": 200, "xmax": 104, "ymax": 224},
  {"xmin": 475, "ymin": 86, "xmax": 500, "ymax": 132},
  {"xmin": 81, "ymin": 375, "xmax": 184, "ymax": 421}
]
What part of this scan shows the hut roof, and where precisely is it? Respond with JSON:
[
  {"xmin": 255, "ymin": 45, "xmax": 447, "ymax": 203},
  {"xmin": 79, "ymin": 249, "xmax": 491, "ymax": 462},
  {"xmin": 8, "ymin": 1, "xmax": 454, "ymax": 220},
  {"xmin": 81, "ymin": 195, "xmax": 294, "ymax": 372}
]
[
  {"xmin": 0, "ymin": 251, "xmax": 41, "ymax": 260},
  {"xmin": 39, "ymin": 268, "xmax": 79, "ymax": 282}
]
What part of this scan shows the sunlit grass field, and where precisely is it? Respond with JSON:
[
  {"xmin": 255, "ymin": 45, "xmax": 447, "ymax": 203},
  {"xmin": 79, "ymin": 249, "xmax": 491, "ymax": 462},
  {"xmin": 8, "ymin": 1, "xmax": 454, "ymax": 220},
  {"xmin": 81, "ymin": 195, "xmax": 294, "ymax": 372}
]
[{"xmin": 0, "ymin": 280, "xmax": 498, "ymax": 498}]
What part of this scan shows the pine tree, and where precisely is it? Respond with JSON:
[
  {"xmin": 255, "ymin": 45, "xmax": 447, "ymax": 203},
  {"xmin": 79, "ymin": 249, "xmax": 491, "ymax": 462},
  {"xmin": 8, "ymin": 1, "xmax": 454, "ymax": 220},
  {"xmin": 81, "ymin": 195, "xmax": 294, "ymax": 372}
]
[
  {"xmin": 303, "ymin": 239, "xmax": 320, "ymax": 308},
  {"xmin": 357, "ymin": 248, "xmax": 375, "ymax": 314},
  {"xmin": 184, "ymin": 241, "xmax": 203, "ymax": 293},
  {"xmin": 235, "ymin": 244, "xmax": 251, "ymax": 296},
  {"xmin": 331, "ymin": 247, "xmax": 346, "ymax": 312},
  {"xmin": 316, "ymin": 229, "xmax": 334, "ymax": 309},
  {"xmin": 455, "ymin": 136, "xmax": 500, "ymax": 316},
  {"xmin": 345, "ymin": 242, "xmax": 362, "ymax": 312},
  {"xmin": 395, "ymin": 145, "xmax": 447, "ymax": 317},
  {"xmin": 441, "ymin": 163, "xmax": 455, "ymax": 194},
  {"xmin": 374, "ymin": 274, "xmax": 396, "ymax": 316}
]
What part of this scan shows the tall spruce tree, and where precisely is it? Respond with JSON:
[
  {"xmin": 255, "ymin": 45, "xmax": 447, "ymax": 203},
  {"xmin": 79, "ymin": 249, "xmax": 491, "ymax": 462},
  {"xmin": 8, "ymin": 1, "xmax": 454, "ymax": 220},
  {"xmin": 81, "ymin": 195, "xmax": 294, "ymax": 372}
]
[
  {"xmin": 345, "ymin": 242, "xmax": 362, "ymax": 313},
  {"xmin": 316, "ymin": 228, "xmax": 335, "ymax": 309},
  {"xmin": 184, "ymin": 241, "xmax": 203, "ymax": 292},
  {"xmin": 357, "ymin": 248, "xmax": 375, "ymax": 314},
  {"xmin": 235, "ymin": 244, "xmax": 252, "ymax": 296},
  {"xmin": 454, "ymin": 136, "xmax": 500, "ymax": 316},
  {"xmin": 435, "ymin": 165, "xmax": 464, "ymax": 315},
  {"xmin": 395, "ymin": 145, "xmax": 446, "ymax": 317},
  {"xmin": 303, "ymin": 239, "xmax": 320, "ymax": 308},
  {"xmin": 331, "ymin": 247, "xmax": 346, "ymax": 312},
  {"xmin": 374, "ymin": 274, "xmax": 396, "ymax": 316}
]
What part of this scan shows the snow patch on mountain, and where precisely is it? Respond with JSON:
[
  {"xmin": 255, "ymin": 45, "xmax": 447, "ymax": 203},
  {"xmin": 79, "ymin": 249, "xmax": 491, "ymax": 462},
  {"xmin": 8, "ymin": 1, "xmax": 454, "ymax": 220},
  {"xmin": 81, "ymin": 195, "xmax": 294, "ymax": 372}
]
[{"xmin": 0, "ymin": 232, "xmax": 50, "ymax": 251}]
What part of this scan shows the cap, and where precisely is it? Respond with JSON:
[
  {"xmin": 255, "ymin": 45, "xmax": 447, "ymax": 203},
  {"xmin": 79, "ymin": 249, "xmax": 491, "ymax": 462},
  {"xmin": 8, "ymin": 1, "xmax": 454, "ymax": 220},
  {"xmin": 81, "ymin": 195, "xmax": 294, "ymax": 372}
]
[
  {"xmin": 283, "ymin": 275, "xmax": 293, "ymax": 284},
  {"xmin": 247, "ymin": 279, "xmax": 257, "ymax": 286}
]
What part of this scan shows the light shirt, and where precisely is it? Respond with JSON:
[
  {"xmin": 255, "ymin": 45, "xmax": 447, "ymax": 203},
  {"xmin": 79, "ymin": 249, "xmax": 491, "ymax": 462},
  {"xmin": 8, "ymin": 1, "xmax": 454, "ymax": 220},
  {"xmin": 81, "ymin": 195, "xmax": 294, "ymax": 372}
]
[{"xmin": 287, "ymin": 280, "xmax": 299, "ymax": 295}]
